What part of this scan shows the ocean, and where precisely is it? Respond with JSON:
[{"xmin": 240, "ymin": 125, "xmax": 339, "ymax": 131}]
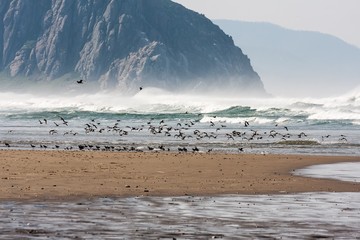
[
  {"xmin": 0, "ymin": 87, "xmax": 359, "ymax": 155},
  {"xmin": 1, "ymin": 87, "xmax": 360, "ymax": 239}
]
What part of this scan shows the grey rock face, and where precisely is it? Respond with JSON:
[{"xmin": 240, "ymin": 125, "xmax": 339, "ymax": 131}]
[{"xmin": 0, "ymin": 0, "xmax": 265, "ymax": 95}]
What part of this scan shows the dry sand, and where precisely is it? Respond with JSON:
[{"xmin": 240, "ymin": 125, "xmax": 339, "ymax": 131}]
[{"xmin": 0, "ymin": 150, "xmax": 359, "ymax": 201}]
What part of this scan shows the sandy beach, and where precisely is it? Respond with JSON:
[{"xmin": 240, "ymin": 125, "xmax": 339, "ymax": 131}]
[{"xmin": 0, "ymin": 150, "xmax": 359, "ymax": 201}]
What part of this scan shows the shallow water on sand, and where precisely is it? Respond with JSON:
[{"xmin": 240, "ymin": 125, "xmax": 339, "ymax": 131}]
[
  {"xmin": 295, "ymin": 162, "xmax": 360, "ymax": 183},
  {"xmin": 1, "ymin": 192, "xmax": 359, "ymax": 239},
  {"xmin": 1, "ymin": 159, "xmax": 360, "ymax": 239}
]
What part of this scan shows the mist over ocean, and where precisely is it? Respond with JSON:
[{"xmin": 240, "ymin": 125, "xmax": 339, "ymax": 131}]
[{"xmin": 1, "ymin": 85, "xmax": 359, "ymax": 155}]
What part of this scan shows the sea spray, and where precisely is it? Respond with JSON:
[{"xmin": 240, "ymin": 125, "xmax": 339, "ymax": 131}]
[
  {"xmin": 0, "ymin": 87, "xmax": 359, "ymax": 117},
  {"xmin": 0, "ymin": 87, "xmax": 359, "ymax": 155}
]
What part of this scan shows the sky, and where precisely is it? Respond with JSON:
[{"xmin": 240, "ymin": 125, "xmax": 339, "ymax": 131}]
[{"xmin": 172, "ymin": 0, "xmax": 360, "ymax": 48}]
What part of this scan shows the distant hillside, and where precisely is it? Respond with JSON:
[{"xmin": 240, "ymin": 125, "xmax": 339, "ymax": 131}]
[
  {"xmin": 0, "ymin": 0, "xmax": 265, "ymax": 95},
  {"xmin": 215, "ymin": 20, "xmax": 360, "ymax": 97}
]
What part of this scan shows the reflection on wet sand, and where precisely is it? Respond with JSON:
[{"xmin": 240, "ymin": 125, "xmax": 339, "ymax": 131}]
[
  {"xmin": 295, "ymin": 162, "xmax": 360, "ymax": 183},
  {"xmin": 1, "ymin": 193, "xmax": 359, "ymax": 239}
]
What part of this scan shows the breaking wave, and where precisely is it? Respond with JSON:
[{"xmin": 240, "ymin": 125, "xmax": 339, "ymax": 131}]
[{"xmin": 0, "ymin": 86, "xmax": 359, "ymax": 123}]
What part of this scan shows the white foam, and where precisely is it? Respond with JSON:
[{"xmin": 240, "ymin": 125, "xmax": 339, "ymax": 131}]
[
  {"xmin": 352, "ymin": 120, "xmax": 360, "ymax": 125},
  {"xmin": 308, "ymin": 110, "xmax": 360, "ymax": 120},
  {"xmin": 275, "ymin": 117, "xmax": 291, "ymax": 123},
  {"xmin": 0, "ymin": 87, "xmax": 359, "ymax": 121}
]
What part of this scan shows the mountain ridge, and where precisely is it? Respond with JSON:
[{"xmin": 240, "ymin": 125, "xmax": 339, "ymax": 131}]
[
  {"xmin": 214, "ymin": 19, "xmax": 360, "ymax": 97},
  {"xmin": 0, "ymin": 0, "xmax": 265, "ymax": 95}
]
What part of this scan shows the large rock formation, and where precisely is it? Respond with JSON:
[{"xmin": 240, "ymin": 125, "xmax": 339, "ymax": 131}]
[{"xmin": 0, "ymin": 0, "xmax": 265, "ymax": 95}]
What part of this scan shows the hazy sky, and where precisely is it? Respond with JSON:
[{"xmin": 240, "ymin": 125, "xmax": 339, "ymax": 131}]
[{"xmin": 172, "ymin": 0, "xmax": 360, "ymax": 48}]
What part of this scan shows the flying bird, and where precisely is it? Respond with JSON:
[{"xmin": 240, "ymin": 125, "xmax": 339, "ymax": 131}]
[{"xmin": 77, "ymin": 79, "xmax": 84, "ymax": 84}]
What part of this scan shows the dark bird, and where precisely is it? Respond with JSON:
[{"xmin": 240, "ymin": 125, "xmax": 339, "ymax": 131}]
[
  {"xmin": 78, "ymin": 145, "xmax": 86, "ymax": 150},
  {"xmin": 226, "ymin": 134, "xmax": 234, "ymax": 140},
  {"xmin": 59, "ymin": 116, "xmax": 68, "ymax": 125},
  {"xmin": 77, "ymin": 79, "xmax": 84, "ymax": 84},
  {"xmin": 178, "ymin": 147, "xmax": 187, "ymax": 152},
  {"xmin": 298, "ymin": 132, "xmax": 307, "ymax": 138},
  {"xmin": 139, "ymin": 86, "xmax": 143, "ymax": 91},
  {"xmin": 49, "ymin": 129, "xmax": 58, "ymax": 135},
  {"xmin": 339, "ymin": 137, "xmax": 348, "ymax": 142},
  {"xmin": 192, "ymin": 146, "xmax": 199, "ymax": 152},
  {"xmin": 321, "ymin": 135, "xmax": 331, "ymax": 141},
  {"xmin": 244, "ymin": 121, "xmax": 250, "ymax": 127}
]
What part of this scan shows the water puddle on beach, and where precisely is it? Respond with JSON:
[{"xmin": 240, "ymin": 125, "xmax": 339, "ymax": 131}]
[
  {"xmin": 1, "ymin": 163, "xmax": 360, "ymax": 239},
  {"xmin": 295, "ymin": 162, "xmax": 360, "ymax": 183},
  {"xmin": 0, "ymin": 192, "xmax": 359, "ymax": 239}
]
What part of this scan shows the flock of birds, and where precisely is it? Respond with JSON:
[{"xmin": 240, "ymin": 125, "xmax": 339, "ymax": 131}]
[
  {"xmin": 0, "ymin": 79, "xmax": 350, "ymax": 152},
  {"xmin": 2, "ymin": 112, "xmax": 350, "ymax": 153}
]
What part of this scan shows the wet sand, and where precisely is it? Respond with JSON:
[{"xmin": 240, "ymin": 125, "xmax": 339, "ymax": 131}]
[{"xmin": 0, "ymin": 150, "xmax": 359, "ymax": 200}]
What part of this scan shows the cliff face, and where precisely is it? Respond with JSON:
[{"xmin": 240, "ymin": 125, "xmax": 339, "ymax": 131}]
[{"xmin": 0, "ymin": 0, "xmax": 265, "ymax": 94}]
